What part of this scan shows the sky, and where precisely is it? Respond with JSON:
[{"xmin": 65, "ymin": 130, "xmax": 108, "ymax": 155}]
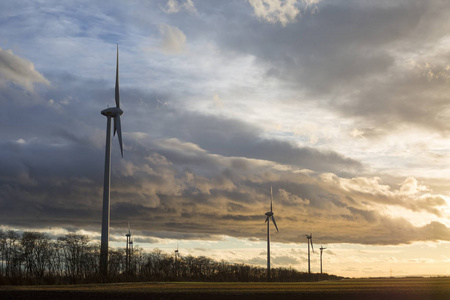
[{"xmin": 1, "ymin": 0, "xmax": 450, "ymax": 278}]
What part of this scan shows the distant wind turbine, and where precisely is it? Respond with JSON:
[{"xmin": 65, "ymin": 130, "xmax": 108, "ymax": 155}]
[
  {"xmin": 305, "ymin": 233, "xmax": 314, "ymax": 274},
  {"xmin": 320, "ymin": 245, "xmax": 326, "ymax": 274},
  {"xmin": 174, "ymin": 243, "xmax": 180, "ymax": 278},
  {"xmin": 174, "ymin": 243, "xmax": 179, "ymax": 260},
  {"xmin": 125, "ymin": 223, "xmax": 133, "ymax": 274},
  {"xmin": 99, "ymin": 45, "xmax": 124, "ymax": 276},
  {"xmin": 265, "ymin": 186, "xmax": 279, "ymax": 282}
]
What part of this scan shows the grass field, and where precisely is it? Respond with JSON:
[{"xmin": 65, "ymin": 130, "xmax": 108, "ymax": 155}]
[{"xmin": 1, "ymin": 277, "xmax": 450, "ymax": 299}]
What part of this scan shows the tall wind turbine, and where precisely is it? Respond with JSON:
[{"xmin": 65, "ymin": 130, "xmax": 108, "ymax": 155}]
[
  {"xmin": 305, "ymin": 233, "xmax": 314, "ymax": 274},
  {"xmin": 265, "ymin": 186, "xmax": 279, "ymax": 282},
  {"xmin": 319, "ymin": 245, "xmax": 326, "ymax": 274},
  {"xmin": 100, "ymin": 45, "xmax": 124, "ymax": 276}
]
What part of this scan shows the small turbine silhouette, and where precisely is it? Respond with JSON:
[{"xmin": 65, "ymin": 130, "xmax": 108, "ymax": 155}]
[
  {"xmin": 265, "ymin": 186, "xmax": 279, "ymax": 282},
  {"xmin": 305, "ymin": 233, "xmax": 314, "ymax": 274},
  {"xmin": 320, "ymin": 245, "xmax": 326, "ymax": 274},
  {"xmin": 125, "ymin": 223, "xmax": 133, "ymax": 274}
]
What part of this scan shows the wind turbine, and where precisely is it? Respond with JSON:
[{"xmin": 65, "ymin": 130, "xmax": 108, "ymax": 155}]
[
  {"xmin": 174, "ymin": 243, "xmax": 179, "ymax": 278},
  {"xmin": 319, "ymin": 245, "xmax": 326, "ymax": 274},
  {"xmin": 174, "ymin": 243, "xmax": 179, "ymax": 261},
  {"xmin": 125, "ymin": 223, "xmax": 133, "ymax": 274},
  {"xmin": 99, "ymin": 44, "xmax": 124, "ymax": 276},
  {"xmin": 305, "ymin": 233, "xmax": 314, "ymax": 274},
  {"xmin": 265, "ymin": 186, "xmax": 279, "ymax": 282}
]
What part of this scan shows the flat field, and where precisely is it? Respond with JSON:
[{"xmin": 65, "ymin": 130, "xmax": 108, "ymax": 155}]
[{"xmin": 1, "ymin": 277, "xmax": 450, "ymax": 300}]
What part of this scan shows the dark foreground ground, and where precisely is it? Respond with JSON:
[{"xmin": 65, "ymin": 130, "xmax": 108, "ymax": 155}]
[{"xmin": 1, "ymin": 277, "xmax": 450, "ymax": 300}]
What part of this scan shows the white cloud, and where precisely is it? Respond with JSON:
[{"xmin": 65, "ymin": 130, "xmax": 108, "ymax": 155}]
[
  {"xmin": 213, "ymin": 94, "xmax": 223, "ymax": 108},
  {"xmin": 351, "ymin": 128, "xmax": 365, "ymax": 138},
  {"xmin": 0, "ymin": 47, "xmax": 50, "ymax": 92},
  {"xmin": 399, "ymin": 177, "xmax": 429, "ymax": 195},
  {"xmin": 248, "ymin": 0, "xmax": 300, "ymax": 26},
  {"xmin": 162, "ymin": 0, "xmax": 197, "ymax": 14},
  {"xmin": 302, "ymin": 0, "xmax": 320, "ymax": 9},
  {"xmin": 158, "ymin": 24, "xmax": 187, "ymax": 55}
]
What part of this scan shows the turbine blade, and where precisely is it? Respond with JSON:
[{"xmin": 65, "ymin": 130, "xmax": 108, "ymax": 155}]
[
  {"xmin": 270, "ymin": 186, "xmax": 273, "ymax": 212},
  {"xmin": 311, "ymin": 239, "xmax": 314, "ymax": 253},
  {"xmin": 265, "ymin": 216, "xmax": 269, "ymax": 223},
  {"xmin": 115, "ymin": 44, "xmax": 120, "ymax": 108},
  {"xmin": 128, "ymin": 222, "xmax": 131, "ymax": 235},
  {"xmin": 272, "ymin": 216, "xmax": 279, "ymax": 232},
  {"xmin": 115, "ymin": 116, "xmax": 123, "ymax": 157}
]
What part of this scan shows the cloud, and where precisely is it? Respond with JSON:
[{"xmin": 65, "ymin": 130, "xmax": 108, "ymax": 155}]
[
  {"xmin": 162, "ymin": 0, "xmax": 197, "ymax": 14},
  {"xmin": 399, "ymin": 177, "xmax": 429, "ymax": 195},
  {"xmin": 1, "ymin": 122, "xmax": 449, "ymax": 246},
  {"xmin": 158, "ymin": 24, "xmax": 187, "ymax": 54},
  {"xmin": 153, "ymin": 110, "xmax": 363, "ymax": 175},
  {"xmin": 213, "ymin": 94, "xmax": 223, "ymax": 108},
  {"xmin": 248, "ymin": 0, "xmax": 300, "ymax": 26},
  {"xmin": 2, "ymin": 0, "xmax": 450, "ymax": 258},
  {"xmin": 208, "ymin": 0, "xmax": 450, "ymax": 136},
  {"xmin": 0, "ymin": 67, "xmax": 443, "ymax": 246},
  {"xmin": 0, "ymin": 47, "xmax": 50, "ymax": 92}
]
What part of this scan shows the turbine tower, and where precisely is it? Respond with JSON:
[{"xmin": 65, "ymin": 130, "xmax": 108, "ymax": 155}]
[
  {"xmin": 265, "ymin": 186, "xmax": 279, "ymax": 282},
  {"xmin": 305, "ymin": 233, "xmax": 314, "ymax": 274},
  {"xmin": 319, "ymin": 245, "xmax": 326, "ymax": 274},
  {"xmin": 100, "ymin": 45, "xmax": 124, "ymax": 276}
]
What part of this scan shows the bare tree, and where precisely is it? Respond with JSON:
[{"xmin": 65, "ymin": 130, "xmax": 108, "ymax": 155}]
[
  {"xmin": 0, "ymin": 229, "xmax": 5, "ymax": 277},
  {"xmin": 0, "ymin": 229, "xmax": 342, "ymax": 284},
  {"xmin": 21, "ymin": 231, "xmax": 52, "ymax": 278},
  {"xmin": 5, "ymin": 230, "xmax": 21, "ymax": 279},
  {"xmin": 57, "ymin": 234, "xmax": 89, "ymax": 280}
]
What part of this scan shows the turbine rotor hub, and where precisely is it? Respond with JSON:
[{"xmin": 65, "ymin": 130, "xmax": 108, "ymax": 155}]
[{"xmin": 265, "ymin": 212, "xmax": 273, "ymax": 216}]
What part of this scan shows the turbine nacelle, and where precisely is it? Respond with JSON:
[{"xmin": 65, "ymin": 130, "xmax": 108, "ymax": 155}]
[
  {"xmin": 126, "ymin": 222, "xmax": 131, "ymax": 238},
  {"xmin": 306, "ymin": 234, "xmax": 314, "ymax": 253},
  {"xmin": 101, "ymin": 107, "xmax": 123, "ymax": 117},
  {"xmin": 265, "ymin": 211, "xmax": 273, "ymax": 217}
]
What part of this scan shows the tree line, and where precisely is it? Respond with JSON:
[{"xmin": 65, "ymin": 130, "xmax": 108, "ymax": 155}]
[{"xmin": 0, "ymin": 229, "xmax": 342, "ymax": 284}]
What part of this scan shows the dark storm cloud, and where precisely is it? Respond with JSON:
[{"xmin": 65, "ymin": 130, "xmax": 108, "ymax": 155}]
[
  {"xmin": 1, "ymin": 125, "xmax": 449, "ymax": 245},
  {"xmin": 318, "ymin": 218, "xmax": 450, "ymax": 246}
]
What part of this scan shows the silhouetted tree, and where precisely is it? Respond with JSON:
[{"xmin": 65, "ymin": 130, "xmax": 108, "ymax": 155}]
[
  {"xmin": 0, "ymin": 229, "xmax": 343, "ymax": 285},
  {"xmin": 57, "ymin": 233, "xmax": 89, "ymax": 281},
  {"xmin": 21, "ymin": 231, "xmax": 52, "ymax": 279}
]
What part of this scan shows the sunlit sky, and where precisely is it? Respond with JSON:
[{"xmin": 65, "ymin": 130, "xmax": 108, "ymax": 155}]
[{"xmin": 2, "ymin": 0, "xmax": 450, "ymax": 278}]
